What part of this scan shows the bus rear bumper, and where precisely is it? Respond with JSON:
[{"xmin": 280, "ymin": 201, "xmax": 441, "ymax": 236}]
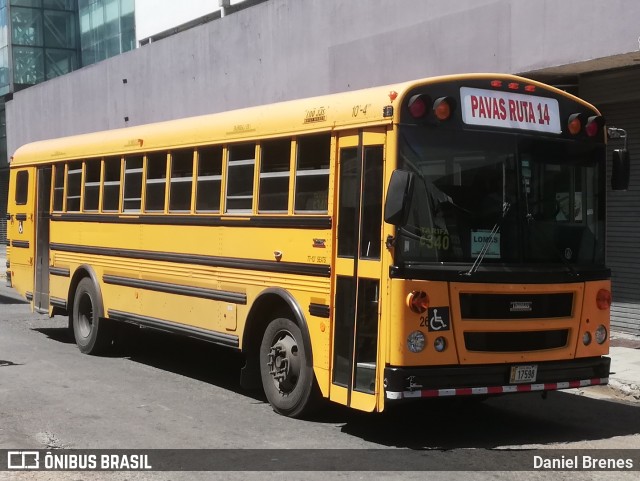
[{"xmin": 384, "ymin": 356, "xmax": 610, "ymax": 400}]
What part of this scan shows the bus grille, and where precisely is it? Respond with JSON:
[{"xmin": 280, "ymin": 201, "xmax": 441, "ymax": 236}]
[
  {"xmin": 459, "ymin": 293, "xmax": 573, "ymax": 319},
  {"xmin": 464, "ymin": 330, "xmax": 569, "ymax": 352}
]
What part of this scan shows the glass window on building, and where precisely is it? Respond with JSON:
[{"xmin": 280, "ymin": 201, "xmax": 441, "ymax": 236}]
[
  {"xmin": 10, "ymin": 0, "xmax": 80, "ymax": 87},
  {"xmin": 79, "ymin": 0, "xmax": 136, "ymax": 67}
]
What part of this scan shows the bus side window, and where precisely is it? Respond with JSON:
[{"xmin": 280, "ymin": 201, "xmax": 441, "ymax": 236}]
[
  {"xmin": 169, "ymin": 149, "xmax": 194, "ymax": 212},
  {"xmin": 83, "ymin": 160, "xmax": 101, "ymax": 212},
  {"xmin": 294, "ymin": 133, "xmax": 330, "ymax": 213},
  {"xmin": 196, "ymin": 146, "xmax": 223, "ymax": 212},
  {"xmin": 145, "ymin": 152, "xmax": 168, "ymax": 212},
  {"xmin": 123, "ymin": 156, "xmax": 143, "ymax": 212},
  {"xmin": 226, "ymin": 143, "xmax": 255, "ymax": 213},
  {"xmin": 102, "ymin": 156, "xmax": 121, "ymax": 212},
  {"xmin": 66, "ymin": 161, "xmax": 83, "ymax": 212},
  {"xmin": 15, "ymin": 170, "xmax": 29, "ymax": 205},
  {"xmin": 259, "ymin": 138, "xmax": 290, "ymax": 213},
  {"xmin": 52, "ymin": 165, "xmax": 64, "ymax": 212}
]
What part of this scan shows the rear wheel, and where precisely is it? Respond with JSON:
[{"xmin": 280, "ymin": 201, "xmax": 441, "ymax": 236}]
[
  {"xmin": 72, "ymin": 278, "xmax": 113, "ymax": 354},
  {"xmin": 259, "ymin": 317, "xmax": 319, "ymax": 417}
]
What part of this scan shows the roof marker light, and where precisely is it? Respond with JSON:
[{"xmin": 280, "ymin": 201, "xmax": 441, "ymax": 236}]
[
  {"xmin": 508, "ymin": 82, "xmax": 520, "ymax": 90},
  {"xmin": 524, "ymin": 85, "xmax": 536, "ymax": 92},
  {"xmin": 491, "ymin": 80, "xmax": 503, "ymax": 88}
]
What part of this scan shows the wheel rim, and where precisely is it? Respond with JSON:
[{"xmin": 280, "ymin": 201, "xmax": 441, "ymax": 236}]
[
  {"xmin": 266, "ymin": 329, "xmax": 301, "ymax": 394},
  {"xmin": 77, "ymin": 292, "xmax": 94, "ymax": 339}
]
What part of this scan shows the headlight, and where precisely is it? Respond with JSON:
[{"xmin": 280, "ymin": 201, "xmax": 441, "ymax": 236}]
[
  {"xmin": 595, "ymin": 325, "xmax": 608, "ymax": 344},
  {"xmin": 407, "ymin": 331, "xmax": 426, "ymax": 353},
  {"xmin": 582, "ymin": 332, "xmax": 592, "ymax": 346},
  {"xmin": 434, "ymin": 336, "xmax": 447, "ymax": 352}
]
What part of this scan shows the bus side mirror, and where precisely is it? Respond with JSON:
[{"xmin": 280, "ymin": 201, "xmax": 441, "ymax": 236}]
[
  {"xmin": 611, "ymin": 149, "xmax": 630, "ymax": 191},
  {"xmin": 384, "ymin": 170, "xmax": 415, "ymax": 226}
]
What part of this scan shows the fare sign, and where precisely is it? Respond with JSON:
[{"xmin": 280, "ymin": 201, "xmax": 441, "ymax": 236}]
[{"xmin": 461, "ymin": 87, "xmax": 561, "ymax": 134}]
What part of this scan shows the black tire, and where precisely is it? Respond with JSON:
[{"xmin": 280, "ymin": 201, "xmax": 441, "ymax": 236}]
[
  {"xmin": 72, "ymin": 277, "xmax": 113, "ymax": 354},
  {"xmin": 259, "ymin": 317, "xmax": 319, "ymax": 417}
]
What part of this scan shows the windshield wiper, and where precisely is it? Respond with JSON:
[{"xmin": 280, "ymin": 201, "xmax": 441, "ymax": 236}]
[{"xmin": 463, "ymin": 201, "xmax": 511, "ymax": 276}]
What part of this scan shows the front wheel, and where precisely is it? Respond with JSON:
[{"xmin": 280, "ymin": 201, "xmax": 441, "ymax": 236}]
[
  {"xmin": 72, "ymin": 278, "xmax": 113, "ymax": 354},
  {"xmin": 259, "ymin": 318, "xmax": 319, "ymax": 417}
]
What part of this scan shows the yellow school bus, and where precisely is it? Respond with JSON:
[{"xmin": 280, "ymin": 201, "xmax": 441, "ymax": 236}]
[{"xmin": 6, "ymin": 74, "xmax": 629, "ymax": 417}]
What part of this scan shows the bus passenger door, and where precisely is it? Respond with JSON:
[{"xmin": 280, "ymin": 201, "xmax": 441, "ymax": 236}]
[
  {"xmin": 34, "ymin": 167, "xmax": 52, "ymax": 313},
  {"xmin": 331, "ymin": 129, "xmax": 385, "ymax": 412},
  {"xmin": 7, "ymin": 167, "xmax": 36, "ymax": 300}
]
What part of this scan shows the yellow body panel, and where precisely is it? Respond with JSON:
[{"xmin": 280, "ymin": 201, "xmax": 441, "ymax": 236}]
[{"xmin": 6, "ymin": 74, "xmax": 609, "ymax": 415}]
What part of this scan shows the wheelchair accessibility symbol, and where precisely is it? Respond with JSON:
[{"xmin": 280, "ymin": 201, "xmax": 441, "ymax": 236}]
[{"xmin": 427, "ymin": 307, "xmax": 450, "ymax": 332}]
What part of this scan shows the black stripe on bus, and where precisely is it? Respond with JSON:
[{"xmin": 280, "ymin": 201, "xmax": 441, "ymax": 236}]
[
  {"xmin": 108, "ymin": 309, "xmax": 240, "ymax": 349},
  {"xmin": 25, "ymin": 291, "xmax": 33, "ymax": 301},
  {"xmin": 16, "ymin": 214, "xmax": 27, "ymax": 221},
  {"xmin": 51, "ymin": 213, "xmax": 332, "ymax": 230},
  {"xmin": 11, "ymin": 240, "xmax": 30, "ymax": 249},
  {"xmin": 50, "ymin": 297, "xmax": 67, "ymax": 310},
  {"xmin": 50, "ymin": 243, "xmax": 331, "ymax": 278},
  {"xmin": 309, "ymin": 303, "xmax": 330, "ymax": 318},
  {"xmin": 103, "ymin": 275, "xmax": 247, "ymax": 304},
  {"xmin": 50, "ymin": 267, "xmax": 71, "ymax": 277}
]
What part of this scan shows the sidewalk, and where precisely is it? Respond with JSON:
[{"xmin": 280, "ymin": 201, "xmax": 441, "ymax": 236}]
[
  {"xmin": 0, "ymin": 240, "xmax": 638, "ymax": 399},
  {"xmin": 0, "ymin": 243, "xmax": 5, "ymax": 279},
  {"xmin": 608, "ymin": 331, "xmax": 640, "ymax": 400}
]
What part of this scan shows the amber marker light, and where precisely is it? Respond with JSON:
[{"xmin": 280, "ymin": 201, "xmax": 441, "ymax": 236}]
[
  {"xmin": 433, "ymin": 97, "xmax": 453, "ymax": 121},
  {"xmin": 407, "ymin": 290, "xmax": 429, "ymax": 314},
  {"xmin": 596, "ymin": 289, "xmax": 612, "ymax": 310},
  {"xmin": 568, "ymin": 113, "xmax": 582, "ymax": 135}
]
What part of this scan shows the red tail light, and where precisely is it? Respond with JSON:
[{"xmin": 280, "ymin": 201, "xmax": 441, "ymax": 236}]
[
  {"xmin": 408, "ymin": 94, "xmax": 429, "ymax": 118},
  {"xmin": 585, "ymin": 116, "xmax": 604, "ymax": 137}
]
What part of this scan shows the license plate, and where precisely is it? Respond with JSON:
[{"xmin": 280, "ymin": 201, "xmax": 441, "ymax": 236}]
[{"xmin": 510, "ymin": 364, "xmax": 538, "ymax": 384}]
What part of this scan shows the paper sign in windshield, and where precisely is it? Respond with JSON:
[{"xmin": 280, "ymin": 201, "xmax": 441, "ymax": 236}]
[
  {"xmin": 461, "ymin": 87, "xmax": 561, "ymax": 134},
  {"xmin": 471, "ymin": 230, "xmax": 501, "ymax": 259}
]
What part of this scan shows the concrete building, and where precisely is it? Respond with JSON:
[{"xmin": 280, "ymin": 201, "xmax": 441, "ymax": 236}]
[
  {"xmin": 3, "ymin": 0, "xmax": 640, "ymax": 333},
  {"xmin": 0, "ymin": 0, "xmax": 137, "ymax": 242}
]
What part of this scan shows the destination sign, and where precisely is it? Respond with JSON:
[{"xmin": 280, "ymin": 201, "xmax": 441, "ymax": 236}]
[{"xmin": 460, "ymin": 87, "xmax": 561, "ymax": 134}]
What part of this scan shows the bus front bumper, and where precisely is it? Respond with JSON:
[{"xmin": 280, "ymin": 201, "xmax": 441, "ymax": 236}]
[{"xmin": 384, "ymin": 356, "xmax": 610, "ymax": 400}]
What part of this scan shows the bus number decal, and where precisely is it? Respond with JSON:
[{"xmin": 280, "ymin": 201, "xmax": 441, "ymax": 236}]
[
  {"xmin": 304, "ymin": 107, "xmax": 327, "ymax": 124},
  {"xmin": 419, "ymin": 227, "xmax": 450, "ymax": 250},
  {"xmin": 352, "ymin": 104, "xmax": 371, "ymax": 117}
]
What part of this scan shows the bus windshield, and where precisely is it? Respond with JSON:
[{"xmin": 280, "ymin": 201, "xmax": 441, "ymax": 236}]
[{"xmin": 396, "ymin": 126, "xmax": 606, "ymax": 269}]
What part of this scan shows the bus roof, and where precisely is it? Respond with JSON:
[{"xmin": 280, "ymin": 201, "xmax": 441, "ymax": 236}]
[{"xmin": 10, "ymin": 73, "xmax": 597, "ymax": 166}]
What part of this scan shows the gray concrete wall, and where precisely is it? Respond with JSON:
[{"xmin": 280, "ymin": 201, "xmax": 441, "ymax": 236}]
[{"xmin": 7, "ymin": 0, "xmax": 640, "ymax": 156}]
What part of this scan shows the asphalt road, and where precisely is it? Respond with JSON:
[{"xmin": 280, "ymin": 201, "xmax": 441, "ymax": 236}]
[{"xmin": 1, "ymin": 282, "xmax": 639, "ymax": 481}]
